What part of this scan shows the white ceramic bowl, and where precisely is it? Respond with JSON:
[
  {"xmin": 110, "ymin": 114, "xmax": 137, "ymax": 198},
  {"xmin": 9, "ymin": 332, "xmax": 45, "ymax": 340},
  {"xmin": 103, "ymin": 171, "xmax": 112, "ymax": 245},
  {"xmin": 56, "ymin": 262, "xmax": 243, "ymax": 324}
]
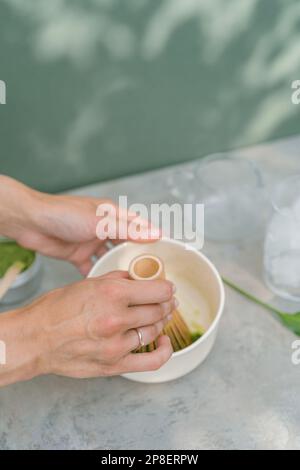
[{"xmin": 88, "ymin": 239, "xmax": 225, "ymax": 383}]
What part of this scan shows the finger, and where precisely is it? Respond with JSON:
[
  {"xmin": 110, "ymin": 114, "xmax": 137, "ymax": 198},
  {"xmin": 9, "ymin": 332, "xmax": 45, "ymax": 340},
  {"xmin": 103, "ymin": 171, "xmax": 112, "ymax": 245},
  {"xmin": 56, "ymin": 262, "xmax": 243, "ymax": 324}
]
[
  {"xmin": 106, "ymin": 218, "xmax": 160, "ymax": 244},
  {"xmin": 122, "ymin": 317, "xmax": 170, "ymax": 353},
  {"xmin": 96, "ymin": 203, "xmax": 161, "ymax": 243},
  {"xmin": 76, "ymin": 312, "xmax": 170, "ymax": 362},
  {"xmin": 116, "ymin": 206, "xmax": 160, "ymax": 233},
  {"xmin": 124, "ymin": 298, "xmax": 176, "ymax": 328},
  {"xmin": 101, "ymin": 270, "xmax": 130, "ymax": 280},
  {"xmin": 96, "ymin": 245, "xmax": 109, "ymax": 258},
  {"xmin": 107, "ymin": 239, "xmax": 124, "ymax": 246},
  {"xmin": 77, "ymin": 259, "xmax": 94, "ymax": 276},
  {"xmin": 70, "ymin": 239, "xmax": 105, "ymax": 275},
  {"xmin": 115, "ymin": 205, "xmax": 162, "ymax": 243},
  {"xmin": 125, "ymin": 217, "xmax": 161, "ymax": 243},
  {"xmin": 90, "ymin": 271, "xmax": 129, "ymax": 283},
  {"xmin": 126, "ymin": 279, "xmax": 174, "ymax": 305},
  {"xmin": 118, "ymin": 336, "xmax": 173, "ymax": 373},
  {"xmin": 62, "ymin": 336, "xmax": 173, "ymax": 378}
]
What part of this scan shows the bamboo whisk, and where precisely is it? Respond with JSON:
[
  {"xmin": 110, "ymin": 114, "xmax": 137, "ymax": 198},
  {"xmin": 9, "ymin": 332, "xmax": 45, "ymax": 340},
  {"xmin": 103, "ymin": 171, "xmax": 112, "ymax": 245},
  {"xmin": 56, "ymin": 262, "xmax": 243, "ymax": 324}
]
[{"xmin": 128, "ymin": 254, "xmax": 193, "ymax": 352}]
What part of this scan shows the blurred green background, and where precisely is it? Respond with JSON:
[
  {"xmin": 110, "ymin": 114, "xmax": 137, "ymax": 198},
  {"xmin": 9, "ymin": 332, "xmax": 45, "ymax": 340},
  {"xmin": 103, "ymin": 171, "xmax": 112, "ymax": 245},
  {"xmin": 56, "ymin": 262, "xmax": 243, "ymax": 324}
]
[{"xmin": 0, "ymin": 0, "xmax": 299, "ymax": 193}]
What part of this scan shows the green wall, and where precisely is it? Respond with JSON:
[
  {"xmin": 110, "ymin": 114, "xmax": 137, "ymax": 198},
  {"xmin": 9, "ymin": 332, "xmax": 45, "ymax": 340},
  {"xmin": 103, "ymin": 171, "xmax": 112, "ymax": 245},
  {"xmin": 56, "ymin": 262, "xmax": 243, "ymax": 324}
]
[{"xmin": 0, "ymin": 0, "xmax": 299, "ymax": 193}]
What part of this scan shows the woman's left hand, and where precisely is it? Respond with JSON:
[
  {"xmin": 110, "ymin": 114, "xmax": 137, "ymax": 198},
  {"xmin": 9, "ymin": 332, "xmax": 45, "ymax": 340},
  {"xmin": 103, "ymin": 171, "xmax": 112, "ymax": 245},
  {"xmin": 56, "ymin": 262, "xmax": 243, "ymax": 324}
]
[{"xmin": 0, "ymin": 175, "xmax": 160, "ymax": 275}]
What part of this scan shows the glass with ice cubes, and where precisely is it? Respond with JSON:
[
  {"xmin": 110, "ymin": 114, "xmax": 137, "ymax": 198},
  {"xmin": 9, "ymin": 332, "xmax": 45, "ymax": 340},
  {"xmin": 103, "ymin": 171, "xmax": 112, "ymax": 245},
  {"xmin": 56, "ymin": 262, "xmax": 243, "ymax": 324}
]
[{"xmin": 264, "ymin": 175, "xmax": 300, "ymax": 301}]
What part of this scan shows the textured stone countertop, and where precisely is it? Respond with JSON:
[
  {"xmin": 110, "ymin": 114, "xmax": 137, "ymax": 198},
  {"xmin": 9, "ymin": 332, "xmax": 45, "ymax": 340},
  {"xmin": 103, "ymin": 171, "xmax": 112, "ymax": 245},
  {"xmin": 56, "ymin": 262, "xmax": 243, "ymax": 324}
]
[{"xmin": 1, "ymin": 136, "xmax": 300, "ymax": 450}]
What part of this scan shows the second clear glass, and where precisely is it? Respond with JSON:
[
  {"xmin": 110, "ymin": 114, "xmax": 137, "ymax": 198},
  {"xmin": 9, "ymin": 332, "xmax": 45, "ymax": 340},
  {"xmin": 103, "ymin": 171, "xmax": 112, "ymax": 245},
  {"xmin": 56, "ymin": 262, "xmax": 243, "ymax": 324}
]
[{"xmin": 264, "ymin": 174, "xmax": 300, "ymax": 301}]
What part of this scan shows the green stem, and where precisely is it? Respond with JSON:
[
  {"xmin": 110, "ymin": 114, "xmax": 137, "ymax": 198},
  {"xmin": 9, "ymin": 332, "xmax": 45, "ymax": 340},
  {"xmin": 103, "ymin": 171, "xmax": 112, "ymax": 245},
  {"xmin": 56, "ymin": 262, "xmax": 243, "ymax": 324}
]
[{"xmin": 222, "ymin": 277, "xmax": 284, "ymax": 318}]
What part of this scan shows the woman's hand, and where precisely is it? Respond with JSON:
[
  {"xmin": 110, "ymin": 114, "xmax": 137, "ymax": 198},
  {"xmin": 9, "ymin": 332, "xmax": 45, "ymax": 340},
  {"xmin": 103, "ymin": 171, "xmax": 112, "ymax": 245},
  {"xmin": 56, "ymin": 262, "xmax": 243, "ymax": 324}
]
[
  {"xmin": 0, "ymin": 271, "xmax": 175, "ymax": 386},
  {"xmin": 0, "ymin": 175, "xmax": 160, "ymax": 275}
]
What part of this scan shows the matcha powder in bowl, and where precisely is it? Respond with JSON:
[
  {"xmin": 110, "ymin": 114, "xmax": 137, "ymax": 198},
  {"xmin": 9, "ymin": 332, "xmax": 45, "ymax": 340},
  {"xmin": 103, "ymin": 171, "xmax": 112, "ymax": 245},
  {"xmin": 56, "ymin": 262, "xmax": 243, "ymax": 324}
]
[
  {"xmin": 0, "ymin": 241, "xmax": 36, "ymax": 277},
  {"xmin": 0, "ymin": 240, "xmax": 41, "ymax": 304}
]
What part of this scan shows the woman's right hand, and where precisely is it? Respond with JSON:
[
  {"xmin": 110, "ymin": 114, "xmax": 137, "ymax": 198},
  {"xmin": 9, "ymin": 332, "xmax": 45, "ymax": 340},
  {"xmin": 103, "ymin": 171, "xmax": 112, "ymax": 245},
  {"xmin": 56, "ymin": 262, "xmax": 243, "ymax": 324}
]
[{"xmin": 0, "ymin": 271, "xmax": 175, "ymax": 386}]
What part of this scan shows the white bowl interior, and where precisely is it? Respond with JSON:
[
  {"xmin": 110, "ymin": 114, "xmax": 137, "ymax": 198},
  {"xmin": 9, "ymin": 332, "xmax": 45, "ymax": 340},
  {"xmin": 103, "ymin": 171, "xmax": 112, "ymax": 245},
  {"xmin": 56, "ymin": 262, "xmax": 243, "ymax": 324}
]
[{"xmin": 89, "ymin": 240, "xmax": 222, "ymax": 337}]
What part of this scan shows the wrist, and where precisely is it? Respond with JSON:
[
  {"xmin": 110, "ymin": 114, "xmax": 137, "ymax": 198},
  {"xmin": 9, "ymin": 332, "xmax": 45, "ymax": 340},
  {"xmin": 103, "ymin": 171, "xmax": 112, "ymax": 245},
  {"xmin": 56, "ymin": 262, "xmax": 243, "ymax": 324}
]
[
  {"xmin": 0, "ymin": 175, "xmax": 40, "ymax": 240},
  {"xmin": 0, "ymin": 304, "xmax": 47, "ymax": 387}
]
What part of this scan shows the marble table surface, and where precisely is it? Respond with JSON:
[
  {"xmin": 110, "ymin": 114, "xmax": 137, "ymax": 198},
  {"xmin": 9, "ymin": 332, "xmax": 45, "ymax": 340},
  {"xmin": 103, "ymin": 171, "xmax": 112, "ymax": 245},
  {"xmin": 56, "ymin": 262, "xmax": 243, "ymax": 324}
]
[{"xmin": 1, "ymin": 135, "xmax": 300, "ymax": 450}]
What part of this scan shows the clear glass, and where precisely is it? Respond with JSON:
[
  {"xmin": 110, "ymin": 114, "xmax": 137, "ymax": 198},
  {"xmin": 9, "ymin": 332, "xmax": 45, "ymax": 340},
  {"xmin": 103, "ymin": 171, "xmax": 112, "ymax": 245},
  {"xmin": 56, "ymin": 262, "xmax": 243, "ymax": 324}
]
[
  {"xmin": 167, "ymin": 154, "xmax": 265, "ymax": 242},
  {"xmin": 264, "ymin": 174, "xmax": 300, "ymax": 301}
]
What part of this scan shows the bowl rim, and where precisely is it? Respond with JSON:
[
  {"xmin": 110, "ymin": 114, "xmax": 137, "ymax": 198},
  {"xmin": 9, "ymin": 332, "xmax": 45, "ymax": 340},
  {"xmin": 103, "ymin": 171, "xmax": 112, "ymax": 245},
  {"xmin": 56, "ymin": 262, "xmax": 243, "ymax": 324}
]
[
  {"xmin": 88, "ymin": 238, "xmax": 225, "ymax": 357},
  {"xmin": 10, "ymin": 254, "xmax": 42, "ymax": 288}
]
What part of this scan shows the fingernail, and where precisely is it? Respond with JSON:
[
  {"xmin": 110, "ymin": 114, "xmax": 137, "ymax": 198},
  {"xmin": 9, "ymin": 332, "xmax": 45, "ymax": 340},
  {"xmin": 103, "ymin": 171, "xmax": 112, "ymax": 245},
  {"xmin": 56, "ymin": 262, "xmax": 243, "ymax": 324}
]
[{"xmin": 174, "ymin": 297, "xmax": 179, "ymax": 308}]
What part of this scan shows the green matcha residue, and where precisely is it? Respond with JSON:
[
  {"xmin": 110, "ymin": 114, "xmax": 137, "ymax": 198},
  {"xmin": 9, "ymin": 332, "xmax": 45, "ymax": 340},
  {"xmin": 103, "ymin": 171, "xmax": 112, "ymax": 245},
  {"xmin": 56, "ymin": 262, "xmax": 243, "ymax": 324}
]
[
  {"xmin": 191, "ymin": 332, "xmax": 203, "ymax": 343},
  {"xmin": 0, "ymin": 241, "xmax": 35, "ymax": 277}
]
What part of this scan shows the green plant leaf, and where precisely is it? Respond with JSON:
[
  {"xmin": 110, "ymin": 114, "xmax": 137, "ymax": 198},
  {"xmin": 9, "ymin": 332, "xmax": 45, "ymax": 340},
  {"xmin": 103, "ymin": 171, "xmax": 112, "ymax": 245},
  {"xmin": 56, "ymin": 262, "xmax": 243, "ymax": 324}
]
[
  {"xmin": 279, "ymin": 313, "xmax": 300, "ymax": 336},
  {"xmin": 222, "ymin": 277, "xmax": 300, "ymax": 336}
]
